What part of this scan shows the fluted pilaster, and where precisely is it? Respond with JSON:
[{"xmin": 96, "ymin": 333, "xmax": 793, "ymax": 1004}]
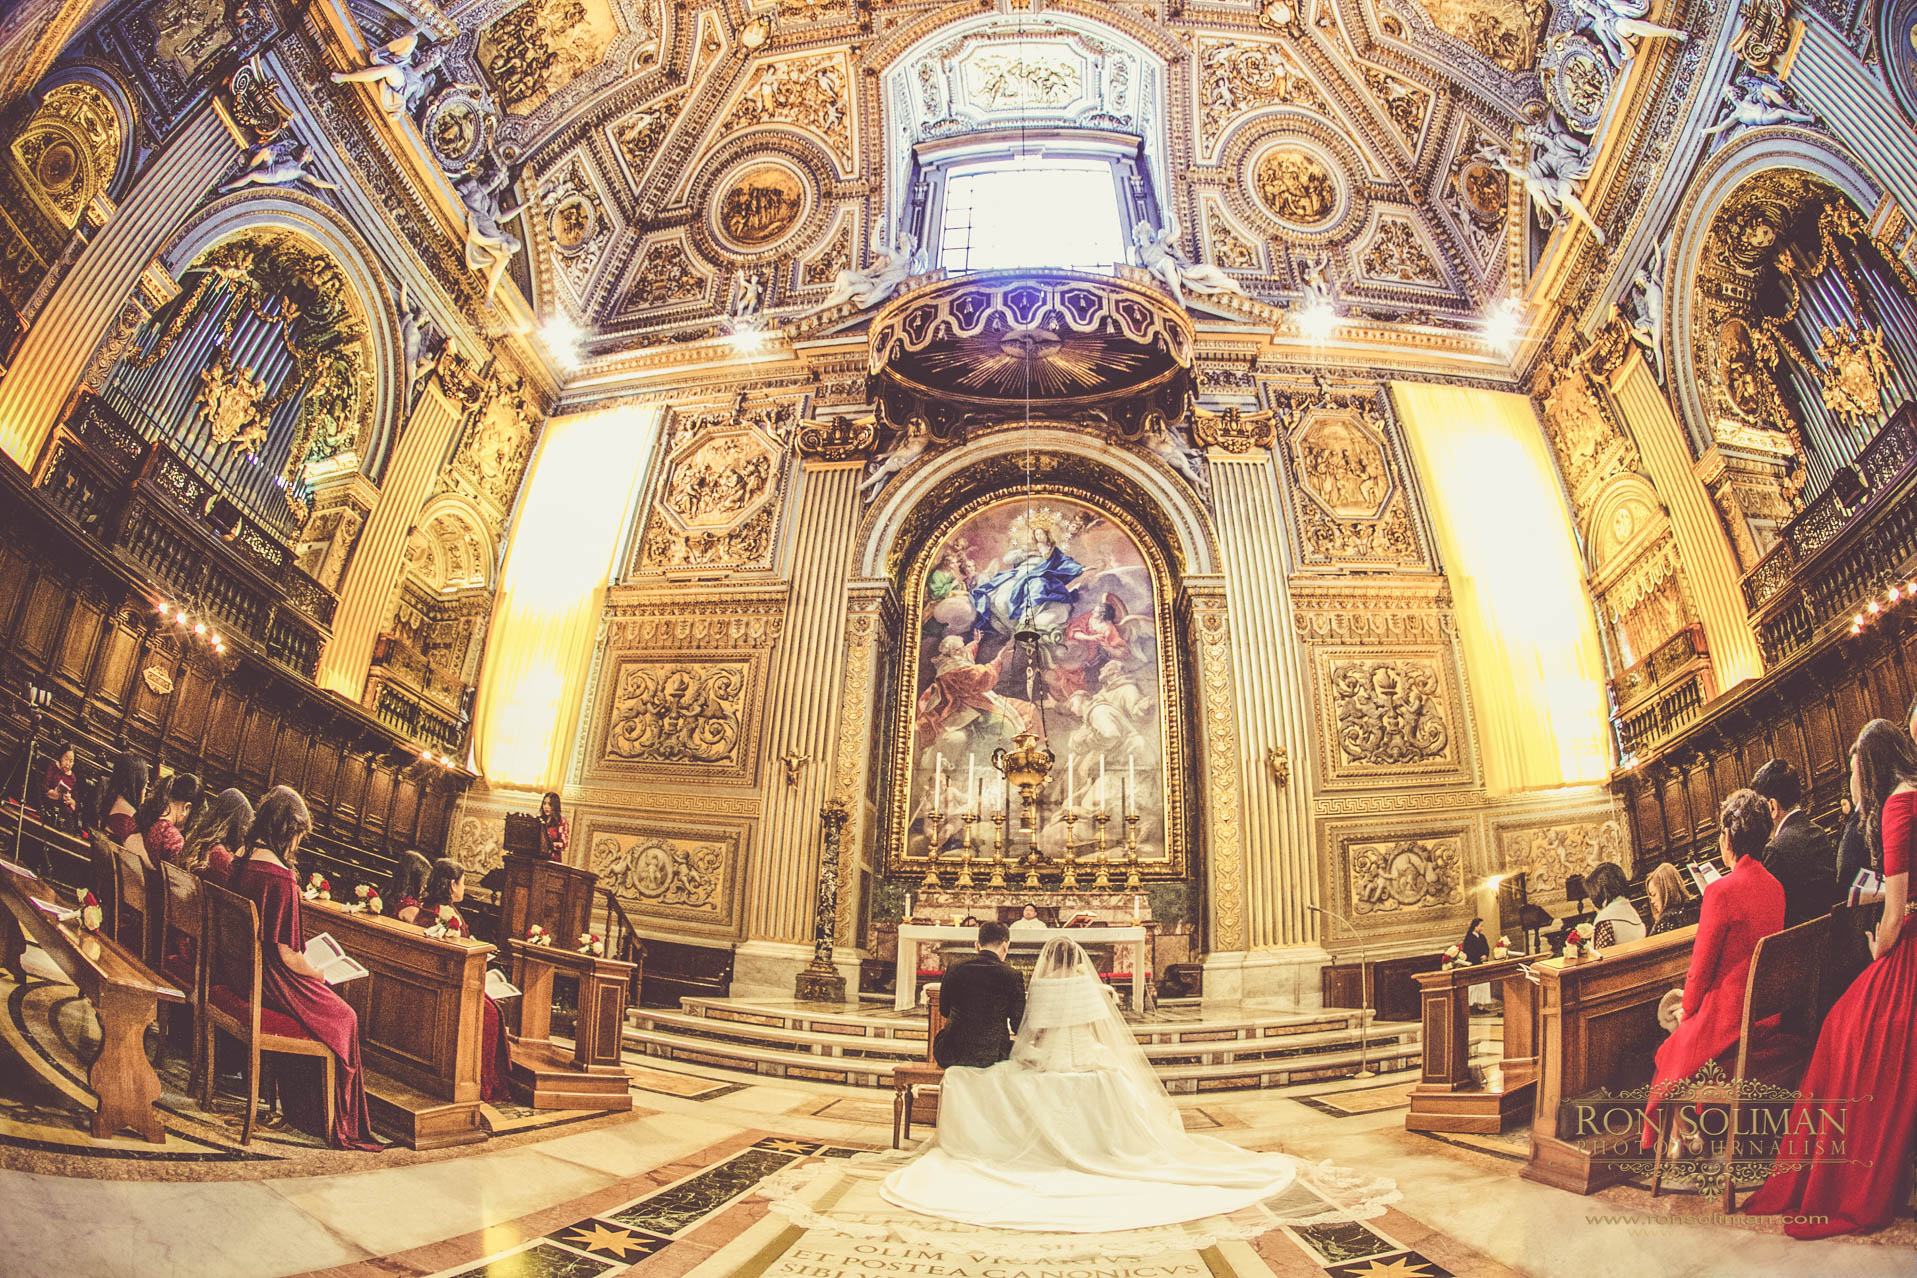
[
  {"xmin": 1182, "ymin": 580, "xmax": 1248, "ymax": 954},
  {"xmin": 318, "ymin": 383, "xmax": 465, "ymax": 697},
  {"xmin": 747, "ymin": 462, "xmax": 860, "ymax": 944},
  {"xmin": 1609, "ymin": 353, "xmax": 1763, "ymax": 688},
  {"xmin": 0, "ymin": 107, "xmax": 237, "ymax": 467},
  {"xmin": 1210, "ymin": 456, "xmax": 1321, "ymax": 947}
]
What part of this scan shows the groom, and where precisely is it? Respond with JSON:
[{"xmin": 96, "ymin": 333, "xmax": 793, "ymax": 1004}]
[{"xmin": 933, "ymin": 920, "xmax": 1026, "ymax": 1068}]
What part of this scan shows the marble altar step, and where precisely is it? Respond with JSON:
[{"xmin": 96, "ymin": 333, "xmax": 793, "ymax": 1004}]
[{"xmin": 622, "ymin": 998, "xmax": 1419, "ymax": 1090}]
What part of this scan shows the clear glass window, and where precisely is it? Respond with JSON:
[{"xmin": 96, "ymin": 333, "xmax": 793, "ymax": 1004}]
[{"xmin": 936, "ymin": 157, "xmax": 1129, "ymax": 273}]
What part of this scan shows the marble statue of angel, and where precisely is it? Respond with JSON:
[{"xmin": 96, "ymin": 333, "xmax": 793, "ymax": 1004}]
[
  {"xmin": 1570, "ymin": 0, "xmax": 1689, "ymax": 69},
  {"xmin": 858, "ymin": 414, "xmax": 931, "ymax": 502},
  {"xmin": 219, "ymin": 142, "xmax": 338, "ymax": 195},
  {"xmin": 454, "ymin": 158, "xmax": 524, "ymax": 305},
  {"xmin": 1131, "ymin": 219, "xmax": 1248, "ymax": 311},
  {"xmin": 330, "ymin": 31, "xmax": 445, "ymax": 118},
  {"xmin": 1625, "ymin": 241, "xmax": 1667, "ymax": 383},
  {"xmin": 1480, "ymin": 124, "xmax": 1606, "ymax": 244},
  {"xmin": 821, "ymin": 232, "xmax": 924, "ymax": 311},
  {"xmin": 396, "ymin": 281, "xmax": 441, "ymax": 405},
  {"xmin": 1702, "ymin": 75, "xmax": 1816, "ymax": 143},
  {"xmin": 1141, "ymin": 413, "xmax": 1210, "ymax": 497}
]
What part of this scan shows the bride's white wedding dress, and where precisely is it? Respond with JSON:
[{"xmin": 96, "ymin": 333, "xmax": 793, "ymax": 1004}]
[{"xmin": 880, "ymin": 939, "xmax": 1335, "ymax": 1233}]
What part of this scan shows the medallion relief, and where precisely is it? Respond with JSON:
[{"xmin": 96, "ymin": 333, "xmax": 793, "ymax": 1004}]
[
  {"xmin": 1347, "ymin": 835, "xmax": 1465, "ymax": 916},
  {"xmin": 1251, "ymin": 146, "xmax": 1340, "ymax": 229},
  {"xmin": 713, "ymin": 161, "xmax": 808, "ymax": 252},
  {"xmin": 589, "ymin": 823, "xmax": 743, "ymax": 937}
]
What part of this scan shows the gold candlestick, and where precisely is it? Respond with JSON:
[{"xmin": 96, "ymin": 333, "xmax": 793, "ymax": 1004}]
[
  {"xmin": 1123, "ymin": 812, "xmax": 1143, "ymax": 891},
  {"xmin": 1091, "ymin": 842, "xmax": 1112, "ymax": 891},
  {"xmin": 1021, "ymin": 848, "xmax": 1044, "ymax": 890},
  {"xmin": 988, "ymin": 810, "xmax": 1008, "ymax": 886},
  {"xmin": 1057, "ymin": 852, "xmax": 1080, "ymax": 891},
  {"xmin": 955, "ymin": 849, "xmax": 975, "ymax": 890},
  {"xmin": 920, "ymin": 858, "xmax": 943, "ymax": 889}
]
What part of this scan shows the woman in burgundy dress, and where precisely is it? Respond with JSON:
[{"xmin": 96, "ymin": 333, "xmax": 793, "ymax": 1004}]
[
  {"xmin": 384, "ymin": 850, "xmax": 431, "ymax": 925},
  {"xmin": 127, "ymin": 772, "xmax": 201, "ymax": 868},
  {"xmin": 1640, "ymin": 789, "xmax": 1784, "ymax": 1150},
  {"xmin": 416, "ymin": 858, "xmax": 512, "ymax": 1103},
  {"xmin": 182, "ymin": 789, "xmax": 253, "ymax": 887},
  {"xmin": 1747, "ymin": 719, "xmax": 1917, "ymax": 1236},
  {"xmin": 97, "ymin": 753, "xmax": 149, "ymax": 845},
  {"xmin": 224, "ymin": 786, "xmax": 382, "ymax": 1151},
  {"xmin": 538, "ymin": 792, "xmax": 569, "ymax": 861},
  {"xmin": 40, "ymin": 743, "xmax": 78, "ymax": 826}
]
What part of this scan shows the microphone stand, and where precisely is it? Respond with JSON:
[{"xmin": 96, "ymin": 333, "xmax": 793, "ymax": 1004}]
[
  {"xmin": 1307, "ymin": 903, "xmax": 1375, "ymax": 1080},
  {"xmin": 14, "ymin": 685, "xmax": 51, "ymax": 875}
]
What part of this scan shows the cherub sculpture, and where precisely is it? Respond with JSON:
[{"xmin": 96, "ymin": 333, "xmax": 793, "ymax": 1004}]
[
  {"xmin": 1569, "ymin": 0, "xmax": 1689, "ymax": 69},
  {"xmin": 859, "ymin": 414, "xmax": 931, "ymax": 502},
  {"xmin": 1479, "ymin": 122, "xmax": 1605, "ymax": 244},
  {"xmin": 1702, "ymin": 75, "xmax": 1816, "ymax": 144},
  {"xmin": 454, "ymin": 157, "xmax": 524, "ymax": 305},
  {"xmin": 1131, "ymin": 218, "xmax": 1248, "ymax": 310},
  {"xmin": 218, "ymin": 142, "xmax": 338, "ymax": 195}
]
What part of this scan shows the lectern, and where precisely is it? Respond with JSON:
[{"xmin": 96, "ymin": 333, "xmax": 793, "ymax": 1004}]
[{"xmin": 496, "ymin": 815, "xmax": 596, "ymax": 945}]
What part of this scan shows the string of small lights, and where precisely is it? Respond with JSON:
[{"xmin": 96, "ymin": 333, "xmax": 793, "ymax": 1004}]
[
  {"xmin": 1847, "ymin": 576, "xmax": 1917, "ymax": 637},
  {"xmin": 153, "ymin": 599, "xmax": 226, "ymax": 655}
]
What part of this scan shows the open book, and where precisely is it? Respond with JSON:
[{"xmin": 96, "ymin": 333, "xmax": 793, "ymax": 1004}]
[
  {"xmin": 30, "ymin": 897, "xmax": 78, "ymax": 924},
  {"xmin": 304, "ymin": 933, "xmax": 369, "ymax": 985},
  {"xmin": 485, "ymin": 968, "xmax": 521, "ymax": 1000},
  {"xmin": 1687, "ymin": 860, "xmax": 1724, "ymax": 893},
  {"xmin": 1849, "ymin": 867, "xmax": 1885, "ymax": 908}
]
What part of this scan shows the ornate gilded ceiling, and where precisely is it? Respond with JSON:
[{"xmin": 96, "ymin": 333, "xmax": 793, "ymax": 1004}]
[{"xmin": 350, "ymin": 0, "xmax": 1577, "ymax": 356}]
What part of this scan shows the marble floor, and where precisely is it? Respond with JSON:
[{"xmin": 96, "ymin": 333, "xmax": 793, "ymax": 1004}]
[{"xmin": 3, "ymin": 1024, "xmax": 1912, "ymax": 1278}]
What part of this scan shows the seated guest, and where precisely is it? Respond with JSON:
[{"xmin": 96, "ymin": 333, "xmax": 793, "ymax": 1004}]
[
  {"xmin": 97, "ymin": 753, "xmax": 149, "ymax": 844},
  {"xmin": 1751, "ymin": 759, "xmax": 1838, "ymax": 927},
  {"xmin": 127, "ymin": 772, "xmax": 201, "ymax": 868},
  {"xmin": 182, "ymin": 789, "xmax": 253, "ymax": 887},
  {"xmin": 934, "ymin": 921, "xmax": 1026, "ymax": 1068},
  {"xmin": 411, "ymin": 857, "xmax": 510, "ymax": 1103},
  {"xmin": 1010, "ymin": 903, "xmax": 1047, "ymax": 932},
  {"xmin": 1641, "ymin": 789, "xmax": 1784, "ymax": 1152},
  {"xmin": 384, "ymin": 850, "xmax": 432, "ymax": 924},
  {"xmin": 538, "ymin": 792, "xmax": 569, "ymax": 860},
  {"xmin": 1824, "ymin": 794, "xmax": 1875, "ymax": 1024},
  {"xmin": 1645, "ymin": 863, "xmax": 1696, "ymax": 936},
  {"xmin": 40, "ymin": 742, "xmax": 78, "ymax": 825},
  {"xmin": 1748, "ymin": 720, "xmax": 1917, "ymax": 1237},
  {"xmin": 224, "ymin": 786, "xmax": 381, "ymax": 1150},
  {"xmin": 1585, "ymin": 862, "xmax": 1644, "ymax": 948}
]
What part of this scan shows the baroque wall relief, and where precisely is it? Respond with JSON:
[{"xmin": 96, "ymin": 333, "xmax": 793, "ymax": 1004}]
[
  {"xmin": 632, "ymin": 401, "xmax": 797, "ymax": 575},
  {"xmin": 1406, "ymin": 0, "xmax": 1551, "ymax": 72},
  {"xmin": 713, "ymin": 49, "xmax": 856, "ymax": 177},
  {"xmin": 1496, "ymin": 814, "xmax": 1632, "ymax": 904},
  {"xmin": 1323, "ymin": 813, "xmax": 1481, "ymax": 944},
  {"xmin": 588, "ymin": 821, "xmax": 745, "ymax": 939},
  {"xmin": 534, "ymin": 149, "xmax": 618, "ymax": 307},
  {"xmin": 1271, "ymin": 386, "xmax": 1427, "ymax": 570}
]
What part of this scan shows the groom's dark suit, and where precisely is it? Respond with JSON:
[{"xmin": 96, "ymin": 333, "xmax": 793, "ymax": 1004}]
[{"xmin": 934, "ymin": 950, "xmax": 1026, "ymax": 1068}]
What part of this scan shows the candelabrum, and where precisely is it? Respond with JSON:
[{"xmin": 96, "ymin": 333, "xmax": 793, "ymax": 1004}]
[
  {"xmin": 1122, "ymin": 811, "xmax": 1143, "ymax": 891},
  {"xmin": 920, "ymin": 858, "xmax": 942, "ymax": 890},
  {"xmin": 987, "ymin": 810, "xmax": 1008, "ymax": 887},
  {"xmin": 954, "ymin": 812, "xmax": 977, "ymax": 889},
  {"xmin": 1020, "ymin": 847, "xmax": 1044, "ymax": 890},
  {"xmin": 1091, "ymin": 841, "xmax": 1112, "ymax": 892},
  {"xmin": 1056, "ymin": 848, "xmax": 1081, "ymax": 891}
]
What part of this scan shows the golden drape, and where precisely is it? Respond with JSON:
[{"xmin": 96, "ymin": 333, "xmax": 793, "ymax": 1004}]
[
  {"xmin": 471, "ymin": 402, "xmax": 663, "ymax": 787},
  {"xmin": 1393, "ymin": 381, "xmax": 1611, "ymax": 791}
]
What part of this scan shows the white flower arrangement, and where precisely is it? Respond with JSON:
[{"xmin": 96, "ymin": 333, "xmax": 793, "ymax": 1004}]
[
  {"xmin": 303, "ymin": 873, "xmax": 331, "ymax": 901},
  {"xmin": 578, "ymin": 932, "xmax": 604, "ymax": 957},
  {"xmin": 525, "ymin": 924, "xmax": 553, "ymax": 946}
]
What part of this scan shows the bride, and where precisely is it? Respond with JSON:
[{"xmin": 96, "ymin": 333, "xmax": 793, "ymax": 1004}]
[{"xmin": 881, "ymin": 938, "xmax": 1326, "ymax": 1233}]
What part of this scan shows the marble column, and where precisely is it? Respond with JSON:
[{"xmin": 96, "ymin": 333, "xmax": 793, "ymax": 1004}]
[
  {"xmin": 0, "ymin": 106, "xmax": 237, "ymax": 468},
  {"xmin": 734, "ymin": 460, "xmax": 859, "ymax": 999},
  {"xmin": 1608, "ymin": 351, "xmax": 1764, "ymax": 689},
  {"xmin": 1208, "ymin": 453, "xmax": 1330, "ymax": 1004},
  {"xmin": 317, "ymin": 382, "xmax": 466, "ymax": 698}
]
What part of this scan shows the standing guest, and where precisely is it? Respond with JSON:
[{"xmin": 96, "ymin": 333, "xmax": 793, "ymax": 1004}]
[
  {"xmin": 224, "ymin": 786, "xmax": 381, "ymax": 1150},
  {"xmin": 97, "ymin": 754, "xmax": 149, "ymax": 844},
  {"xmin": 1641, "ymin": 789, "xmax": 1785, "ymax": 1152},
  {"xmin": 127, "ymin": 773, "xmax": 201, "ymax": 867},
  {"xmin": 1461, "ymin": 918, "xmax": 1493, "ymax": 1012},
  {"xmin": 40, "ymin": 743, "xmax": 78, "ymax": 824},
  {"xmin": 1644, "ymin": 863, "xmax": 1696, "ymax": 936},
  {"xmin": 1750, "ymin": 759, "xmax": 1838, "ymax": 927},
  {"xmin": 384, "ymin": 850, "xmax": 432, "ymax": 924},
  {"xmin": 182, "ymin": 789, "xmax": 253, "ymax": 887},
  {"xmin": 538, "ymin": 792, "xmax": 569, "ymax": 860},
  {"xmin": 1747, "ymin": 720, "xmax": 1917, "ymax": 1237},
  {"xmin": 413, "ymin": 857, "xmax": 510, "ymax": 1103},
  {"xmin": 1585, "ymin": 862, "xmax": 1645, "ymax": 948}
]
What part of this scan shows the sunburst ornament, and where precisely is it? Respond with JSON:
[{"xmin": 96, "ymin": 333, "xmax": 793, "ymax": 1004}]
[
  {"xmin": 1008, "ymin": 506, "xmax": 1081, "ymax": 549},
  {"xmin": 1330, "ymin": 1253, "xmax": 1452, "ymax": 1278},
  {"xmin": 559, "ymin": 1222, "xmax": 656, "ymax": 1259}
]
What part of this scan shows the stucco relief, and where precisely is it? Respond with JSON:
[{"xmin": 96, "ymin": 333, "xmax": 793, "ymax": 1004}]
[{"xmin": 588, "ymin": 822, "xmax": 745, "ymax": 938}]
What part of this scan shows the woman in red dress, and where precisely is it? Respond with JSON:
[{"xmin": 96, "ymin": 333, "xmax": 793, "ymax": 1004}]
[
  {"xmin": 127, "ymin": 772, "xmax": 201, "ymax": 868},
  {"xmin": 417, "ymin": 857, "xmax": 511, "ymax": 1103},
  {"xmin": 40, "ymin": 743, "xmax": 78, "ymax": 825},
  {"xmin": 384, "ymin": 850, "xmax": 431, "ymax": 924},
  {"xmin": 1641, "ymin": 788, "xmax": 1784, "ymax": 1149},
  {"xmin": 223, "ymin": 786, "xmax": 382, "ymax": 1150},
  {"xmin": 182, "ymin": 788, "xmax": 253, "ymax": 888},
  {"xmin": 538, "ymin": 792, "xmax": 568, "ymax": 861},
  {"xmin": 97, "ymin": 753, "xmax": 148, "ymax": 845},
  {"xmin": 1746, "ymin": 719, "xmax": 1917, "ymax": 1236}
]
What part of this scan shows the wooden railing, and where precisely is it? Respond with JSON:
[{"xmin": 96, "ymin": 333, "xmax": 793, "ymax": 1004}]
[{"xmin": 597, "ymin": 888, "xmax": 647, "ymax": 1004}]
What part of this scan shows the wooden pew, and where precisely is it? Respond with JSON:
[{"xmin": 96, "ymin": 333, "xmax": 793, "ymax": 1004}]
[
  {"xmin": 0, "ymin": 857, "xmax": 183, "ymax": 1142},
  {"xmin": 505, "ymin": 938, "xmax": 635, "ymax": 1111},
  {"xmin": 1522, "ymin": 924, "xmax": 1696, "ymax": 1194},
  {"xmin": 1406, "ymin": 954, "xmax": 1541, "ymax": 1133},
  {"xmin": 298, "ymin": 898, "xmax": 493, "ymax": 1150}
]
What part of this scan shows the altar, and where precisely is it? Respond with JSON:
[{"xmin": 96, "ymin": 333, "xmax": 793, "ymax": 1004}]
[{"xmin": 894, "ymin": 924, "xmax": 1149, "ymax": 1011}]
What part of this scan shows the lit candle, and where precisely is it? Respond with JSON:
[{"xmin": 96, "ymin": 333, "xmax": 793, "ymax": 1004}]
[
  {"xmin": 1067, "ymin": 752, "xmax": 1077, "ymax": 809},
  {"xmin": 1099, "ymin": 755, "xmax": 1108, "ymax": 813},
  {"xmin": 1128, "ymin": 754, "xmax": 1136, "ymax": 817},
  {"xmin": 935, "ymin": 754, "xmax": 945, "ymax": 805}
]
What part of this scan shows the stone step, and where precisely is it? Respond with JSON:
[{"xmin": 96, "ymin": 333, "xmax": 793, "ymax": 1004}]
[{"xmin": 628, "ymin": 1004, "xmax": 1416, "ymax": 1067}]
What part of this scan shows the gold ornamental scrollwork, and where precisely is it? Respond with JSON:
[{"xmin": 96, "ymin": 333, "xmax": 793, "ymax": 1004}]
[
  {"xmin": 1191, "ymin": 406, "xmax": 1277, "ymax": 454},
  {"xmin": 1185, "ymin": 589, "xmax": 1246, "ymax": 952},
  {"xmin": 795, "ymin": 414, "xmax": 877, "ymax": 462}
]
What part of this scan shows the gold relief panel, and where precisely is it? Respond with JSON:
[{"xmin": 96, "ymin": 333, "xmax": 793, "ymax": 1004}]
[
  {"xmin": 587, "ymin": 821, "xmax": 745, "ymax": 939},
  {"xmin": 1413, "ymin": 0, "xmax": 1550, "ymax": 72},
  {"xmin": 1276, "ymin": 396, "xmax": 1426, "ymax": 570},
  {"xmin": 476, "ymin": 0, "xmax": 621, "ymax": 117},
  {"xmin": 634, "ymin": 414, "xmax": 790, "ymax": 575},
  {"xmin": 9, "ymin": 83, "xmax": 122, "ymax": 231},
  {"xmin": 718, "ymin": 51, "xmax": 856, "ymax": 174},
  {"xmin": 588, "ymin": 651, "xmax": 769, "ymax": 786},
  {"xmin": 1496, "ymin": 814, "xmax": 1631, "ymax": 901},
  {"xmin": 1249, "ymin": 145, "xmax": 1342, "ymax": 232},
  {"xmin": 1311, "ymin": 646, "xmax": 1470, "ymax": 789},
  {"xmin": 1189, "ymin": 34, "xmax": 1327, "ymax": 162},
  {"xmin": 1345, "ymin": 833, "xmax": 1467, "ymax": 918},
  {"xmin": 712, "ymin": 160, "xmax": 810, "ymax": 254}
]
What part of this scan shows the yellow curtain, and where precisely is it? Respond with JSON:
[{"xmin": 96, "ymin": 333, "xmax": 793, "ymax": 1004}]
[
  {"xmin": 1393, "ymin": 381, "xmax": 1611, "ymax": 791},
  {"xmin": 471, "ymin": 402, "xmax": 663, "ymax": 788}
]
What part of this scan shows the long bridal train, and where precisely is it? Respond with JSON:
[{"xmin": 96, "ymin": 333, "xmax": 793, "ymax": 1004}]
[{"xmin": 760, "ymin": 940, "xmax": 1398, "ymax": 1254}]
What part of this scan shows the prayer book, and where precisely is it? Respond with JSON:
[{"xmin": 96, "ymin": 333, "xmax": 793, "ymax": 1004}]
[
  {"xmin": 485, "ymin": 968, "xmax": 522, "ymax": 1000},
  {"xmin": 304, "ymin": 933, "xmax": 369, "ymax": 985}
]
